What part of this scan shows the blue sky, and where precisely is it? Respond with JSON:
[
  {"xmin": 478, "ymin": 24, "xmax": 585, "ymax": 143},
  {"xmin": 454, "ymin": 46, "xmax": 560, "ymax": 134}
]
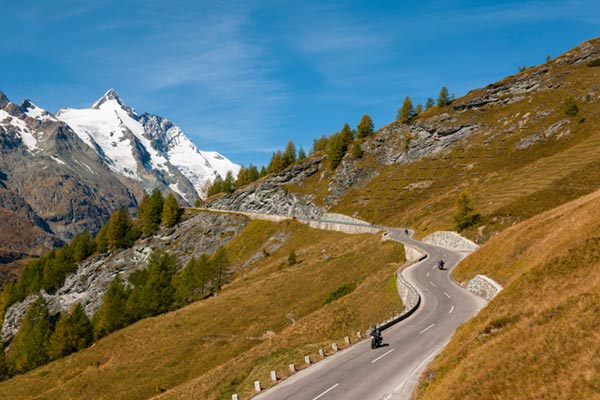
[{"xmin": 2, "ymin": 0, "xmax": 600, "ymax": 167}]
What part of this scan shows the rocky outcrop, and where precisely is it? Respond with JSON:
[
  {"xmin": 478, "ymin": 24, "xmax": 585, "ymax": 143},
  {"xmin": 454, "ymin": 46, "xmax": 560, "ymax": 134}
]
[
  {"xmin": 465, "ymin": 274, "xmax": 503, "ymax": 301},
  {"xmin": 1, "ymin": 211, "xmax": 248, "ymax": 342},
  {"xmin": 207, "ymin": 157, "xmax": 324, "ymax": 219}
]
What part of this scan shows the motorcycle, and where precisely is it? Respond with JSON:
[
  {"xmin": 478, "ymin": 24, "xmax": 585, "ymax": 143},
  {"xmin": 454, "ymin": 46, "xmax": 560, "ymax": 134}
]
[
  {"xmin": 370, "ymin": 330, "xmax": 382, "ymax": 349},
  {"xmin": 438, "ymin": 259, "xmax": 445, "ymax": 270}
]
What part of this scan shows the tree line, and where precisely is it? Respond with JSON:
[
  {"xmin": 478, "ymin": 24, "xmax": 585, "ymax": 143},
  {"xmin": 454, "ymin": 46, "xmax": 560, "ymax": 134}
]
[
  {"xmin": 396, "ymin": 86, "xmax": 454, "ymax": 124},
  {"xmin": 0, "ymin": 246, "xmax": 231, "ymax": 380},
  {"xmin": 1, "ymin": 191, "xmax": 183, "ymax": 311}
]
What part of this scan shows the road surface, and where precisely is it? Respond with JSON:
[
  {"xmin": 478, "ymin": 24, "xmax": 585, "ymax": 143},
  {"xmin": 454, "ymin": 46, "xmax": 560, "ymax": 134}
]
[{"xmin": 253, "ymin": 227, "xmax": 486, "ymax": 400}]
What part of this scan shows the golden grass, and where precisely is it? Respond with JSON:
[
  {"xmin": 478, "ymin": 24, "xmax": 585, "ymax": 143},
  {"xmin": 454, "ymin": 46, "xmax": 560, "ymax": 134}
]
[
  {"xmin": 0, "ymin": 220, "xmax": 405, "ymax": 400},
  {"xmin": 415, "ymin": 189, "xmax": 600, "ymax": 399}
]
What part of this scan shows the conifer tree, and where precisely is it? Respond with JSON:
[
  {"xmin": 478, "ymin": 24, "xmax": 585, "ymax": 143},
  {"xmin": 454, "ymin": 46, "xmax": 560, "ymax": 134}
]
[
  {"xmin": 340, "ymin": 123, "xmax": 355, "ymax": 147},
  {"xmin": 9, "ymin": 297, "xmax": 50, "ymax": 373},
  {"xmin": 206, "ymin": 176, "xmax": 224, "ymax": 197},
  {"xmin": 357, "ymin": 114, "xmax": 374, "ymax": 138},
  {"xmin": 141, "ymin": 190, "xmax": 164, "ymax": 236},
  {"xmin": 267, "ymin": 150, "xmax": 285, "ymax": 174},
  {"xmin": 397, "ymin": 96, "xmax": 415, "ymax": 123},
  {"xmin": 453, "ymin": 190, "xmax": 481, "ymax": 231},
  {"xmin": 69, "ymin": 303, "xmax": 94, "ymax": 349},
  {"xmin": 93, "ymin": 277, "xmax": 129, "ymax": 338},
  {"xmin": 139, "ymin": 250, "xmax": 177, "ymax": 316},
  {"xmin": 161, "ymin": 193, "xmax": 183, "ymax": 227},
  {"xmin": 282, "ymin": 140, "xmax": 297, "ymax": 167},
  {"xmin": 47, "ymin": 312, "xmax": 78, "ymax": 360},
  {"xmin": 0, "ymin": 342, "xmax": 9, "ymax": 381},
  {"xmin": 327, "ymin": 132, "xmax": 347, "ymax": 170},
  {"xmin": 437, "ymin": 86, "xmax": 451, "ymax": 107},
  {"xmin": 352, "ymin": 142, "xmax": 364, "ymax": 159},
  {"xmin": 71, "ymin": 231, "xmax": 96, "ymax": 262},
  {"xmin": 259, "ymin": 165, "xmax": 267, "ymax": 178},
  {"xmin": 415, "ymin": 103, "xmax": 423, "ymax": 115},
  {"xmin": 95, "ymin": 223, "xmax": 109, "ymax": 254},
  {"xmin": 174, "ymin": 254, "xmax": 211, "ymax": 303},
  {"xmin": 425, "ymin": 97, "xmax": 435, "ymax": 109},
  {"xmin": 107, "ymin": 208, "xmax": 134, "ymax": 251},
  {"xmin": 311, "ymin": 135, "xmax": 329, "ymax": 154},
  {"xmin": 222, "ymin": 171, "xmax": 235, "ymax": 194},
  {"xmin": 211, "ymin": 247, "xmax": 230, "ymax": 291},
  {"xmin": 298, "ymin": 147, "xmax": 307, "ymax": 161}
]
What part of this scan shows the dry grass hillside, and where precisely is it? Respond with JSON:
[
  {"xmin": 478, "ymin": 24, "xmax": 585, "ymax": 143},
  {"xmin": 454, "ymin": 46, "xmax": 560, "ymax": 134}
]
[
  {"xmin": 288, "ymin": 38, "xmax": 600, "ymax": 242},
  {"xmin": 0, "ymin": 219, "xmax": 405, "ymax": 400},
  {"xmin": 415, "ymin": 188, "xmax": 600, "ymax": 399}
]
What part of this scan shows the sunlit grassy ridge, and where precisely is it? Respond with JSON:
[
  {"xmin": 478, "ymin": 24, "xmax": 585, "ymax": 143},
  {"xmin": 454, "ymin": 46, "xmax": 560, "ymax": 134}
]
[
  {"xmin": 0, "ymin": 219, "xmax": 404, "ymax": 400},
  {"xmin": 415, "ymin": 189, "xmax": 600, "ymax": 399},
  {"xmin": 287, "ymin": 44, "xmax": 600, "ymax": 241}
]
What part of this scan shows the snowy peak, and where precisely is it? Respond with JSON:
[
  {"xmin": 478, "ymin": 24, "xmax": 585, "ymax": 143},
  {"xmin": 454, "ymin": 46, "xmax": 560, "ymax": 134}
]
[
  {"xmin": 57, "ymin": 89, "xmax": 240, "ymax": 202},
  {"xmin": 91, "ymin": 88, "xmax": 134, "ymax": 115}
]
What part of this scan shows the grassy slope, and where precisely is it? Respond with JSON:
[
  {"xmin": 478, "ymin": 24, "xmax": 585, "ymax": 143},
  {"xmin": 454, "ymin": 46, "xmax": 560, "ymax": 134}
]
[
  {"xmin": 415, "ymin": 189, "xmax": 600, "ymax": 399},
  {"xmin": 288, "ymin": 44, "xmax": 600, "ymax": 241},
  {"xmin": 0, "ymin": 219, "xmax": 405, "ymax": 400}
]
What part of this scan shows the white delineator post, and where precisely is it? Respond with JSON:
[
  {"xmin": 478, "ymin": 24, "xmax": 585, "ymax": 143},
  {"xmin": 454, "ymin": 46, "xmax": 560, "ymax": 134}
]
[
  {"xmin": 289, "ymin": 363, "xmax": 296, "ymax": 372},
  {"xmin": 305, "ymin": 355, "xmax": 312, "ymax": 365},
  {"xmin": 270, "ymin": 370, "xmax": 278, "ymax": 382},
  {"xmin": 319, "ymin": 349, "xmax": 325, "ymax": 357},
  {"xmin": 254, "ymin": 381, "xmax": 262, "ymax": 392},
  {"xmin": 232, "ymin": 395, "xmax": 239, "ymax": 400},
  {"xmin": 332, "ymin": 343, "xmax": 339, "ymax": 351}
]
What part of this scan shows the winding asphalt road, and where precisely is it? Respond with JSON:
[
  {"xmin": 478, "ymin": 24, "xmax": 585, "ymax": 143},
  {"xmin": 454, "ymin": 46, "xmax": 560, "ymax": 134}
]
[{"xmin": 253, "ymin": 227, "xmax": 486, "ymax": 400}]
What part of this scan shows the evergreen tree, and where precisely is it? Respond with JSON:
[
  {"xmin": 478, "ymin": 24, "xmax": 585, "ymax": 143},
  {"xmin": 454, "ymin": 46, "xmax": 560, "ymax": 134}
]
[
  {"xmin": 259, "ymin": 165, "xmax": 267, "ymax": 178},
  {"xmin": 141, "ymin": 190, "xmax": 164, "ymax": 236},
  {"xmin": 174, "ymin": 254, "xmax": 212, "ymax": 303},
  {"xmin": 69, "ymin": 303, "xmax": 94, "ymax": 349},
  {"xmin": 9, "ymin": 297, "xmax": 50, "ymax": 373},
  {"xmin": 95, "ymin": 223, "xmax": 109, "ymax": 254},
  {"xmin": 297, "ymin": 147, "xmax": 307, "ymax": 161},
  {"xmin": 206, "ymin": 176, "xmax": 224, "ymax": 197},
  {"xmin": 415, "ymin": 103, "xmax": 423, "ymax": 115},
  {"xmin": 161, "ymin": 193, "xmax": 183, "ymax": 227},
  {"xmin": 139, "ymin": 251, "xmax": 177, "ymax": 316},
  {"xmin": 287, "ymin": 250, "xmax": 297, "ymax": 266},
  {"xmin": 453, "ymin": 190, "xmax": 481, "ymax": 231},
  {"xmin": 0, "ymin": 342, "xmax": 9, "ymax": 381},
  {"xmin": 397, "ymin": 96, "xmax": 415, "ymax": 123},
  {"xmin": 340, "ymin": 123, "xmax": 355, "ymax": 147},
  {"xmin": 211, "ymin": 247, "xmax": 230, "ymax": 291},
  {"xmin": 93, "ymin": 277, "xmax": 129, "ymax": 338},
  {"xmin": 107, "ymin": 208, "xmax": 134, "ymax": 251},
  {"xmin": 563, "ymin": 96, "xmax": 579, "ymax": 117},
  {"xmin": 437, "ymin": 86, "xmax": 451, "ymax": 107},
  {"xmin": 267, "ymin": 150, "xmax": 285, "ymax": 174},
  {"xmin": 425, "ymin": 97, "xmax": 435, "ymax": 109},
  {"xmin": 71, "ymin": 231, "xmax": 96, "ymax": 262},
  {"xmin": 282, "ymin": 140, "xmax": 297, "ymax": 167},
  {"xmin": 357, "ymin": 114, "xmax": 374, "ymax": 138},
  {"xmin": 327, "ymin": 132, "xmax": 347, "ymax": 170},
  {"xmin": 221, "ymin": 171, "xmax": 235, "ymax": 194},
  {"xmin": 311, "ymin": 134, "xmax": 329, "ymax": 154},
  {"xmin": 352, "ymin": 142, "xmax": 364, "ymax": 159},
  {"xmin": 47, "ymin": 312, "xmax": 78, "ymax": 360}
]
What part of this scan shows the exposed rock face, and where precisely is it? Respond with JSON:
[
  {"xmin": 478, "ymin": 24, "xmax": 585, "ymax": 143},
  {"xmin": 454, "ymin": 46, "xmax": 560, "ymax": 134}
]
[
  {"xmin": 1, "ymin": 211, "xmax": 248, "ymax": 342},
  {"xmin": 207, "ymin": 157, "xmax": 325, "ymax": 218},
  {"xmin": 0, "ymin": 92, "xmax": 138, "ymax": 271}
]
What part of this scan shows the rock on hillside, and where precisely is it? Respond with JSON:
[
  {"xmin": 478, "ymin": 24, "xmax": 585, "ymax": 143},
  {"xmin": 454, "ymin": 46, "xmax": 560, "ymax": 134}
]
[
  {"xmin": 0, "ymin": 92, "xmax": 138, "ymax": 270},
  {"xmin": 1, "ymin": 211, "xmax": 248, "ymax": 343},
  {"xmin": 207, "ymin": 157, "xmax": 325, "ymax": 218}
]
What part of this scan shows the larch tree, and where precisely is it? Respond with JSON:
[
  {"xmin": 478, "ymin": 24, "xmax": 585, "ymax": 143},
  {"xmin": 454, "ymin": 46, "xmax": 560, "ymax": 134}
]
[
  {"xmin": 357, "ymin": 114, "xmax": 374, "ymax": 138},
  {"xmin": 9, "ymin": 297, "xmax": 51, "ymax": 373},
  {"xmin": 397, "ymin": 96, "xmax": 415, "ymax": 123},
  {"xmin": 161, "ymin": 193, "xmax": 183, "ymax": 227},
  {"xmin": 437, "ymin": 86, "xmax": 451, "ymax": 107}
]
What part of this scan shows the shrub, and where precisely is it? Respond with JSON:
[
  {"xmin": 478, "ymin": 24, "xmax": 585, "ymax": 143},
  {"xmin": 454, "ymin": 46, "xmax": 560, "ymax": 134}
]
[
  {"xmin": 324, "ymin": 282, "xmax": 357, "ymax": 304},
  {"xmin": 586, "ymin": 58, "xmax": 600, "ymax": 67}
]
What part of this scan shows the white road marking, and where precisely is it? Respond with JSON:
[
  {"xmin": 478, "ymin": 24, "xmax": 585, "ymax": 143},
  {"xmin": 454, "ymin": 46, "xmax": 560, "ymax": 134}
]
[
  {"xmin": 419, "ymin": 323, "xmax": 435, "ymax": 334},
  {"xmin": 426, "ymin": 272, "xmax": 430, "ymax": 277},
  {"xmin": 371, "ymin": 348, "xmax": 395, "ymax": 364},
  {"xmin": 444, "ymin": 292, "xmax": 451, "ymax": 298},
  {"xmin": 312, "ymin": 383, "xmax": 339, "ymax": 400},
  {"xmin": 449, "ymin": 305, "xmax": 455, "ymax": 314},
  {"xmin": 430, "ymin": 281, "xmax": 437, "ymax": 287}
]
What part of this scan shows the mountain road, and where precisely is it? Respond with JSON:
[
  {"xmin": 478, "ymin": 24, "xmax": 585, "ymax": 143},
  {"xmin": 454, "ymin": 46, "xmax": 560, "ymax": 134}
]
[{"xmin": 253, "ymin": 227, "xmax": 486, "ymax": 400}]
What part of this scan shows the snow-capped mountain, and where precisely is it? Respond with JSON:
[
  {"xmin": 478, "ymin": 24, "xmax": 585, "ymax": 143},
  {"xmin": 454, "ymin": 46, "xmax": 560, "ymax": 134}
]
[
  {"xmin": 57, "ymin": 89, "xmax": 240, "ymax": 203},
  {"xmin": 0, "ymin": 90, "xmax": 138, "ymax": 268}
]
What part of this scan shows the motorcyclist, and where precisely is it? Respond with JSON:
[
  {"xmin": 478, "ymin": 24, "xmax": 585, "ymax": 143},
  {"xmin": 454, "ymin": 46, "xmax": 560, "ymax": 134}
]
[
  {"xmin": 438, "ymin": 259, "xmax": 445, "ymax": 270},
  {"xmin": 370, "ymin": 327, "xmax": 382, "ymax": 348}
]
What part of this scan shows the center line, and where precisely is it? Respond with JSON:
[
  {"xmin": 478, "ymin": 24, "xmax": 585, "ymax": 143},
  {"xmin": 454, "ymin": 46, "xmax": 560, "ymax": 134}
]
[
  {"xmin": 420, "ymin": 323, "xmax": 435, "ymax": 334},
  {"xmin": 312, "ymin": 383, "xmax": 339, "ymax": 400},
  {"xmin": 449, "ymin": 305, "xmax": 455, "ymax": 314},
  {"xmin": 371, "ymin": 348, "xmax": 395, "ymax": 364},
  {"xmin": 430, "ymin": 281, "xmax": 437, "ymax": 287},
  {"xmin": 426, "ymin": 272, "xmax": 430, "ymax": 277},
  {"xmin": 444, "ymin": 292, "xmax": 451, "ymax": 298}
]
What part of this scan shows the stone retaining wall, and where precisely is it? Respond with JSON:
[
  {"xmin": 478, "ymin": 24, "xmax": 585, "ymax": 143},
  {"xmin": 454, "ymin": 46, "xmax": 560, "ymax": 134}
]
[
  {"xmin": 465, "ymin": 274, "xmax": 503, "ymax": 301},
  {"xmin": 421, "ymin": 231, "xmax": 479, "ymax": 252}
]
